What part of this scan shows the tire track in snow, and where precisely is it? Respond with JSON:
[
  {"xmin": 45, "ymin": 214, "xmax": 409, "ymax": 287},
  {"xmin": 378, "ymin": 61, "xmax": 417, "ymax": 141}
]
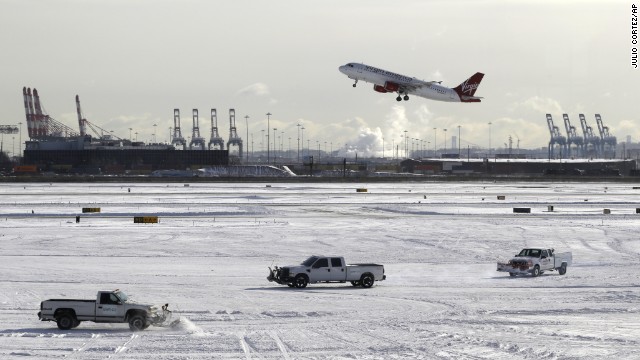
[
  {"xmin": 238, "ymin": 331, "xmax": 266, "ymax": 360},
  {"xmin": 67, "ymin": 333, "xmax": 100, "ymax": 358},
  {"xmin": 268, "ymin": 330, "xmax": 291, "ymax": 360},
  {"xmin": 114, "ymin": 333, "xmax": 140, "ymax": 355}
]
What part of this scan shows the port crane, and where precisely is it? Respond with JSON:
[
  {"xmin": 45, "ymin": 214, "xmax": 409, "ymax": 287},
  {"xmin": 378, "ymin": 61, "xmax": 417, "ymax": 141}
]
[
  {"xmin": 189, "ymin": 109, "xmax": 206, "ymax": 150},
  {"xmin": 546, "ymin": 114, "xmax": 567, "ymax": 159},
  {"xmin": 75, "ymin": 95, "xmax": 123, "ymax": 141},
  {"xmin": 208, "ymin": 109, "xmax": 224, "ymax": 150},
  {"xmin": 171, "ymin": 109, "xmax": 187, "ymax": 150},
  {"xmin": 227, "ymin": 109, "xmax": 243, "ymax": 158},
  {"xmin": 562, "ymin": 114, "xmax": 584, "ymax": 158}
]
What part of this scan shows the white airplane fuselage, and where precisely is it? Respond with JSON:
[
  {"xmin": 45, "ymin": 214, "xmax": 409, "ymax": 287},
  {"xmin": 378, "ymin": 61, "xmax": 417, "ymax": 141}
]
[{"xmin": 338, "ymin": 63, "xmax": 484, "ymax": 103}]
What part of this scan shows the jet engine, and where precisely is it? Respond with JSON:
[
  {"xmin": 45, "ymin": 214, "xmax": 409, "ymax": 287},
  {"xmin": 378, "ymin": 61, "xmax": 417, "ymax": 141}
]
[
  {"xmin": 383, "ymin": 81, "xmax": 400, "ymax": 92},
  {"xmin": 373, "ymin": 82, "xmax": 400, "ymax": 93},
  {"xmin": 373, "ymin": 85, "xmax": 388, "ymax": 93}
]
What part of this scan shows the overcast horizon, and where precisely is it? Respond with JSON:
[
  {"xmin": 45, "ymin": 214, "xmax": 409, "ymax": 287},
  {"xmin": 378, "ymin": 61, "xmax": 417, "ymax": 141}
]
[{"xmin": 1, "ymin": 0, "xmax": 637, "ymax": 157}]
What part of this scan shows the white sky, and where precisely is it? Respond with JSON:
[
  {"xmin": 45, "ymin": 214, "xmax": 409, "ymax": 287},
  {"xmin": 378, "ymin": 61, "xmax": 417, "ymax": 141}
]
[{"xmin": 1, "ymin": 0, "xmax": 637, "ymax": 155}]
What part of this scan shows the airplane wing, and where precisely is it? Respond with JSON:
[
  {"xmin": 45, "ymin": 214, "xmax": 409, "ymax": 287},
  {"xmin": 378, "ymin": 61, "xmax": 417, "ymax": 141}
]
[{"xmin": 398, "ymin": 79, "xmax": 440, "ymax": 93}]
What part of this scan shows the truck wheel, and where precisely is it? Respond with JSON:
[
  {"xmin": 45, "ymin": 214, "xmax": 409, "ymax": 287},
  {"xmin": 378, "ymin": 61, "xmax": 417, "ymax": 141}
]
[
  {"xmin": 287, "ymin": 283, "xmax": 295, "ymax": 287},
  {"xmin": 558, "ymin": 264, "xmax": 567, "ymax": 275},
  {"xmin": 56, "ymin": 313, "xmax": 75, "ymax": 330},
  {"xmin": 509, "ymin": 272, "xmax": 517, "ymax": 277},
  {"xmin": 350, "ymin": 281, "xmax": 361, "ymax": 287},
  {"xmin": 71, "ymin": 320, "xmax": 81, "ymax": 329},
  {"xmin": 360, "ymin": 274, "xmax": 374, "ymax": 288},
  {"xmin": 294, "ymin": 274, "xmax": 308, "ymax": 288},
  {"xmin": 532, "ymin": 265, "xmax": 540, "ymax": 277},
  {"xmin": 128, "ymin": 315, "xmax": 147, "ymax": 331}
]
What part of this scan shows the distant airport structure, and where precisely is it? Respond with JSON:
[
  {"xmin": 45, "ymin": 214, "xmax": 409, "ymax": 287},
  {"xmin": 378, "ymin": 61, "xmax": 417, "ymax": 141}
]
[
  {"xmin": 4, "ymin": 86, "xmax": 636, "ymax": 177},
  {"xmin": 546, "ymin": 114, "xmax": 617, "ymax": 159},
  {"xmin": 20, "ymin": 87, "xmax": 229, "ymax": 174}
]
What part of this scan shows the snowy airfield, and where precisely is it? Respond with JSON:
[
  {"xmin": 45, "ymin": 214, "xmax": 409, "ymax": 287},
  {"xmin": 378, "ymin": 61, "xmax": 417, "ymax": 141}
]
[{"xmin": 1, "ymin": 181, "xmax": 640, "ymax": 359}]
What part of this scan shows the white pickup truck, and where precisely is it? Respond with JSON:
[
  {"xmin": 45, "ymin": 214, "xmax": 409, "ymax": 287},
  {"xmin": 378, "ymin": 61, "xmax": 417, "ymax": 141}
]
[
  {"xmin": 38, "ymin": 290, "xmax": 175, "ymax": 331},
  {"xmin": 268, "ymin": 256, "xmax": 386, "ymax": 288},
  {"xmin": 497, "ymin": 248, "xmax": 572, "ymax": 277}
]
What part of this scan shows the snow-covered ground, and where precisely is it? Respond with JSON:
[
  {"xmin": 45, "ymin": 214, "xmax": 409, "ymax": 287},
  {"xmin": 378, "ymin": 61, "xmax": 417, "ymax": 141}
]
[{"xmin": 1, "ymin": 181, "xmax": 639, "ymax": 359}]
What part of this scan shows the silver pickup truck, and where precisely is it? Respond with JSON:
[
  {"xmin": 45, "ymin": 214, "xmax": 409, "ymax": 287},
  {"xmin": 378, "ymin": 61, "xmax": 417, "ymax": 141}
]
[
  {"xmin": 268, "ymin": 255, "xmax": 386, "ymax": 288},
  {"xmin": 38, "ymin": 290, "xmax": 174, "ymax": 331}
]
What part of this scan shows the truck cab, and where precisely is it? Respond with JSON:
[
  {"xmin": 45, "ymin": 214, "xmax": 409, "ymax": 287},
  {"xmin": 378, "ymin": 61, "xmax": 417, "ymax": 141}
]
[
  {"xmin": 95, "ymin": 291, "xmax": 128, "ymax": 321},
  {"xmin": 308, "ymin": 257, "xmax": 347, "ymax": 282}
]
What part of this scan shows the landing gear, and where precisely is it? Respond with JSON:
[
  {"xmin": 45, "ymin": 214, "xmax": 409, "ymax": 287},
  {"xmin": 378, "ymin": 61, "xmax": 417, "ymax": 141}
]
[
  {"xmin": 396, "ymin": 93, "xmax": 410, "ymax": 101},
  {"xmin": 396, "ymin": 96, "xmax": 402, "ymax": 101},
  {"xmin": 352, "ymin": 79, "xmax": 358, "ymax": 87},
  {"xmin": 403, "ymin": 95, "xmax": 409, "ymax": 101}
]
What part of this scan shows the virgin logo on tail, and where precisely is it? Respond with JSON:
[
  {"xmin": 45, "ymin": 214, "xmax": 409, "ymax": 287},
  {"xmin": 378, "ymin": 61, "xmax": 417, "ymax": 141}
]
[
  {"xmin": 453, "ymin": 72, "xmax": 484, "ymax": 97},
  {"xmin": 461, "ymin": 80, "xmax": 479, "ymax": 94}
]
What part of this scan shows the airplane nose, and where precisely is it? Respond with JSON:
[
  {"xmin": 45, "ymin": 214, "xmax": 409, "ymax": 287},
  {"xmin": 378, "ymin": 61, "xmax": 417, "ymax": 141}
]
[{"xmin": 338, "ymin": 65, "xmax": 346, "ymax": 74}]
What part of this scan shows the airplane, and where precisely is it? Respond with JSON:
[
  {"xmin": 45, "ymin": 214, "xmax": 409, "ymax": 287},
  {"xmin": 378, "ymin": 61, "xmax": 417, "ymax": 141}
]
[{"xmin": 338, "ymin": 62, "xmax": 484, "ymax": 103}]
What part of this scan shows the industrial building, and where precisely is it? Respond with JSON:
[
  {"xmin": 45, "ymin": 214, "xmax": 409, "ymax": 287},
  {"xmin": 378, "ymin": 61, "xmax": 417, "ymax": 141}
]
[
  {"xmin": 19, "ymin": 87, "xmax": 230, "ymax": 174},
  {"xmin": 400, "ymin": 158, "xmax": 635, "ymax": 176}
]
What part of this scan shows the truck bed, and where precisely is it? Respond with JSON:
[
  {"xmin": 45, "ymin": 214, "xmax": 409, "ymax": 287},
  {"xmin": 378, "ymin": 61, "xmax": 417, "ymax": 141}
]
[
  {"xmin": 554, "ymin": 252, "xmax": 572, "ymax": 267},
  {"xmin": 347, "ymin": 263, "xmax": 383, "ymax": 267}
]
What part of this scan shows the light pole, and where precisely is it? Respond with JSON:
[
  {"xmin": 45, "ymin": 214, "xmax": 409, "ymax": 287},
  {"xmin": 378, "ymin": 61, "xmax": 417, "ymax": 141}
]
[
  {"xmin": 129, "ymin": 128, "xmax": 132, "ymax": 141},
  {"xmin": 273, "ymin": 127, "xmax": 277, "ymax": 164},
  {"xmin": 296, "ymin": 123, "xmax": 301, "ymax": 162},
  {"xmin": 245, "ymin": 115, "xmax": 249, "ymax": 163},
  {"xmin": 488, "ymin": 121, "xmax": 492, "ymax": 157},
  {"xmin": 135, "ymin": 132, "xmax": 138, "ymax": 141},
  {"xmin": 403, "ymin": 130, "xmax": 408, "ymax": 158},
  {"xmin": 153, "ymin": 124, "xmax": 157, "ymax": 143},
  {"xmin": 266, "ymin": 112, "xmax": 272, "ymax": 163},
  {"xmin": 382, "ymin": 137, "xmax": 385, "ymax": 158},
  {"xmin": 433, "ymin": 127, "xmax": 437, "ymax": 157},
  {"xmin": 443, "ymin": 129, "xmax": 447, "ymax": 153}
]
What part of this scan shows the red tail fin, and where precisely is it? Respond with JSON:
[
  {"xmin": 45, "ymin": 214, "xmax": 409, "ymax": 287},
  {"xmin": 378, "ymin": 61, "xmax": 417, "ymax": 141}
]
[{"xmin": 453, "ymin": 72, "xmax": 484, "ymax": 101}]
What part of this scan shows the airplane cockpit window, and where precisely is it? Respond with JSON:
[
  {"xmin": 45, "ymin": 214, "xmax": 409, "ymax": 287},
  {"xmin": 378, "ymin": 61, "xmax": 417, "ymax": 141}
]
[{"xmin": 348, "ymin": 64, "xmax": 354, "ymax": 67}]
